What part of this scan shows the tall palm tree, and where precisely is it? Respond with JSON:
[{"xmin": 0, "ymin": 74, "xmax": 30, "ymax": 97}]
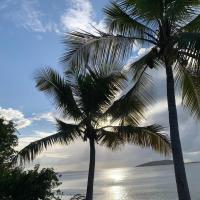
[
  {"xmin": 16, "ymin": 65, "xmax": 170, "ymax": 200},
  {"xmin": 62, "ymin": 1, "xmax": 200, "ymax": 199}
]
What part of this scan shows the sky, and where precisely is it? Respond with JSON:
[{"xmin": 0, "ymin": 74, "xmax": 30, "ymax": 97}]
[{"xmin": 0, "ymin": 0, "xmax": 200, "ymax": 172}]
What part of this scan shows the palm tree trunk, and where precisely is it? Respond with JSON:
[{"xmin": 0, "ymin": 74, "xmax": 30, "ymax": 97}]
[
  {"xmin": 165, "ymin": 64, "xmax": 191, "ymax": 200},
  {"xmin": 86, "ymin": 138, "xmax": 95, "ymax": 200}
]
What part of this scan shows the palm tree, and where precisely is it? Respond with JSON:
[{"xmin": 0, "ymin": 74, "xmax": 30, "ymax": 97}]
[
  {"xmin": 62, "ymin": 1, "xmax": 200, "ymax": 199},
  {"xmin": 16, "ymin": 65, "xmax": 170, "ymax": 200}
]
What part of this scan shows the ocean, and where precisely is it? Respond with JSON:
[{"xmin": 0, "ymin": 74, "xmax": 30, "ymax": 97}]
[{"xmin": 59, "ymin": 163, "xmax": 200, "ymax": 200}]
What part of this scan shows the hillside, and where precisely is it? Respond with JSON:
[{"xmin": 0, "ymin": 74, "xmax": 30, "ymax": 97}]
[
  {"xmin": 136, "ymin": 160, "xmax": 174, "ymax": 167},
  {"xmin": 136, "ymin": 160, "xmax": 200, "ymax": 167}
]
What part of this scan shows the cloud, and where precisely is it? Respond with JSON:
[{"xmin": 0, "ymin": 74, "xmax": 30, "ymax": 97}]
[
  {"xmin": 0, "ymin": 107, "xmax": 32, "ymax": 129},
  {"xmin": 0, "ymin": 108, "xmax": 59, "ymax": 129},
  {"xmin": 145, "ymin": 96, "xmax": 182, "ymax": 120},
  {"xmin": 61, "ymin": 0, "xmax": 105, "ymax": 32},
  {"xmin": 138, "ymin": 47, "xmax": 151, "ymax": 57},
  {"xmin": 61, "ymin": 0, "xmax": 93, "ymax": 31},
  {"xmin": 1, "ymin": 0, "xmax": 60, "ymax": 33},
  {"xmin": 17, "ymin": 130, "xmax": 56, "ymax": 150},
  {"xmin": 1, "ymin": 0, "xmax": 104, "ymax": 34},
  {"xmin": 0, "ymin": 0, "xmax": 12, "ymax": 10},
  {"xmin": 32, "ymin": 112, "xmax": 55, "ymax": 123}
]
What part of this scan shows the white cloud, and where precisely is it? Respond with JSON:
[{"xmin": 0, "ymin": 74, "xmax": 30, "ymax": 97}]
[
  {"xmin": 32, "ymin": 111, "xmax": 75, "ymax": 125},
  {"xmin": 16, "ymin": 118, "xmax": 32, "ymax": 129},
  {"xmin": 32, "ymin": 112, "xmax": 56, "ymax": 123},
  {"xmin": 0, "ymin": 107, "xmax": 32, "ymax": 129},
  {"xmin": 138, "ymin": 47, "xmax": 151, "ymax": 57},
  {"xmin": 17, "ymin": 1, "xmax": 60, "ymax": 33},
  {"xmin": 60, "ymin": 0, "xmax": 105, "ymax": 32},
  {"xmin": 1, "ymin": 0, "xmax": 105, "ymax": 34},
  {"xmin": 145, "ymin": 96, "xmax": 182, "ymax": 119},
  {"xmin": 19, "ymin": 1, "xmax": 46, "ymax": 32},
  {"xmin": 35, "ymin": 130, "xmax": 55, "ymax": 138},
  {"xmin": 1, "ymin": 0, "xmax": 60, "ymax": 33},
  {"xmin": 124, "ymin": 47, "xmax": 152, "ymax": 71},
  {"xmin": 17, "ymin": 130, "xmax": 56, "ymax": 150}
]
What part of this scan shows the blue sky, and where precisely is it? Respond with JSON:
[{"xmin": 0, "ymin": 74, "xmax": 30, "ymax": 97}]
[
  {"xmin": 1, "ymin": 0, "xmax": 200, "ymax": 171},
  {"xmin": 0, "ymin": 0, "xmax": 107, "ymax": 132}
]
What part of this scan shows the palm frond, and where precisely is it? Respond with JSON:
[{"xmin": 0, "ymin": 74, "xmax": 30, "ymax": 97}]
[
  {"xmin": 176, "ymin": 33, "xmax": 200, "ymax": 71},
  {"xmin": 62, "ymin": 30, "xmax": 157, "ymax": 67},
  {"xmin": 75, "ymin": 65, "xmax": 126, "ymax": 116},
  {"xmin": 175, "ymin": 65, "xmax": 200, "ymax": 119},
  {"xmin": 98, "ymin": 124, "xmax": 170, "ymax": 155},
  {"xmin": 128, "ymin": 47, "xmax": 161, "ymax": 80},
  {"xmin": 16, "ymin": 121, "xmax": 82, "ymax": 164},
  {"xmin": 104, "ymin": 70, "xmax": 153, "ymax": 125},
  {"xmin": 104, "ymin": 2, "xmax": 157, "ymax": 40},
  {"xmin": 35, "ymin": 67, "xmax": 82, "ymax": 120},
  {"xmin": 181, "ymin": 14, "xmax": 200, "ymax": 32},
  {"xmin": 118, "ymin": 0, "xmax": 164, "ymax": 20},
  {"xmin": 177, "ymin": 51, "xmax": 200, "ymax": 73},
  {"xmin": 98, "ymin": 129, "xmax": 125, "ymax": 150},
  {"xmin": 177, "ymin": 33, "xmax": 200, "ymax": 53},
  {"xmin": 117, "ymin": 125, "xmax": 170, "ymax": 155},
  {"xmin": 166, "ymin": 0, "xmax": 199, "ymax": 23}
]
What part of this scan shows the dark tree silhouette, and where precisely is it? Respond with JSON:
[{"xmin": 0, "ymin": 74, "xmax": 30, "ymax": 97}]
[
  {"xmin": 0, "ymin": 118, "xmax": 62, "ymax": 200},
  {"xmin": 16, "ymin": 65, "xmax": 170, "ymax": 200},
  {"xmin": 62, "ymin": 1, "xmax": 200, "ymax": 199}
]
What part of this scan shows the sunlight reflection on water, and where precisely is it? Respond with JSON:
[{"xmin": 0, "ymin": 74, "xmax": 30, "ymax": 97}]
[
  {"xmin": 60, "ymin": 164, "xmax": 200, "ymax": 200},
  {"xmin": 108, "ymin": 185, "xmax": 127, "ymax": 200},
  {"xmin": 105, "ymin": 168, "xmax": 127, "ymax": 183},
  {"xmin": 104, "ymin": 168, "xmax": 128, "ymax": 200}
]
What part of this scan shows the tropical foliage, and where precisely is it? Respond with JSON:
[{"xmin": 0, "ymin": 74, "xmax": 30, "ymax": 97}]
[
  {"xmin": 16, "ymin": 65, "xmax": 170, "ymax": 200},
  {"xmin": 0, "ymin": 118, "xmax": 17, "ymax": 168},
  {"xmin": 0, "ymin": 118, "xmax": 62, "ymax": 200},
  {"xmin": 16, "ymin": 66, "xmax": 170, "ymax": 161},
  {"xmin": 63, "ymin": 0, "xmax": 200, "ymax": 118},
  {"xmin": 0, "ymin": 165, "xmax": 62, "ymax": 200},
  {"xmin": 61, "ymin": 1, "xmax": 200, "ymax": 199}
]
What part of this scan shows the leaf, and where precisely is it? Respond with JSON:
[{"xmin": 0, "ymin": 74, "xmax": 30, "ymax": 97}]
[
  {"xmin": 98, "ymin": 129, "xmax": 125, "ymax": 150},
  {"xmin": 35, "ymin": 67, "xmax": 82, "ymax": 120},
  {"xmin": 118, "ymin": 0, "xmax": 164, "ymax": 20},
  {"xmin": 75, "ymin": 64, "xmax": 126, "ymax": 116},
  {"xmin": 181, "ymin": 14, "xmax": 200, "ymax": 32},
  {"xmin": 177, "ymin": 33, "xmax": 200, "ymax": 52},
  {"xmin": 99, "ymin": 124, "xmax": 171, "ymax": 155},
  {"xmin": 16, "ymin": 121, "xmax": 82, "ymax": 164},
  {"xmin": 176, "ymin": 65, "xmax": 200, "ymax": 119},
  {"xmin": 62, "ymin": 30, "xmax": 156, "ymax": 68},
  {"xmin": 104, "ymin": 2, "xmax": 157, "ymax": 40},
  {"xmin": 166, "ymin": 0, "xmax": 199, "ymax": 23},
  {"xmin": 103, "ymin": 70, "xmax": 153, "ymax": 125},
  {"xmin": 176, "ymin": 33, "xmax": 200, "ymax": 71},
  {"xmin": 129, "ymin": 47, "xmax": 161, "ymax": 80}
]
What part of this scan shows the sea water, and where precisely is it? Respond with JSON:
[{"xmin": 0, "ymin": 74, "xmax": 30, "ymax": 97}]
[{"xmin": 59, "ymin": 163, "xmax": 200, "ymax": 200}]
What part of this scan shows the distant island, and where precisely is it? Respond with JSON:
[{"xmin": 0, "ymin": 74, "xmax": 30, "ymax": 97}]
[{"xmin": 136, "ymin": 160, "xmax": 200, "ymax": 167}]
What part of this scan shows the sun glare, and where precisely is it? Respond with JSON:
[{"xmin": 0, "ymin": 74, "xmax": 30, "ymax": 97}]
[
  {"xmin": 106, "ymin": 168, "xmax": 126, "ymax": 183},
  {"xmin": 109, "ymin": 186, "xmax": 127, "ymax": 200}
]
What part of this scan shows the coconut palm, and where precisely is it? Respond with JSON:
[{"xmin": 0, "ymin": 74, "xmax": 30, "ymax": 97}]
[
  {"xmin": 16, "ymin": 65, "xmax": 170, "ymax": 200},
  {"xmin": 62, "ymin": 1, "xmax": 200, "ymax": 199}
]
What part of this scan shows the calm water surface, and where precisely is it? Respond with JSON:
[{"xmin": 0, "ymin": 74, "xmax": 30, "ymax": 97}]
[{"xmin": 59, "ymin": 163, "xmax": 200, "ymax": 200}]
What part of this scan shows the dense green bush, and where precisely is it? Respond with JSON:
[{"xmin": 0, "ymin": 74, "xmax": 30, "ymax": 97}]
[
  {"xmin": 0, "ymin": 165, "xmax": 62, "ymax": 200},
  {"xmin": 0, "ymin": 118, "xmax": 17, "ymax": 167},
  {"xmin": 0, "ymin": 118, "xmax": 62, "ymax": 200}
]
